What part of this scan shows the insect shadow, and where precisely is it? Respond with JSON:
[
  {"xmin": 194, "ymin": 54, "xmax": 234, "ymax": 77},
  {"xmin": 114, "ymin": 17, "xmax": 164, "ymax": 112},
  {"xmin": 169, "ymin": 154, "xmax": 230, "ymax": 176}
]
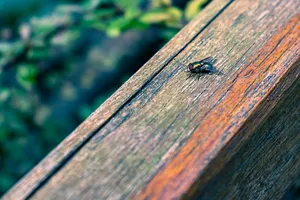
[{"xmin": 185, "ymin": 57, "xmax": 222, "ymax": 80}]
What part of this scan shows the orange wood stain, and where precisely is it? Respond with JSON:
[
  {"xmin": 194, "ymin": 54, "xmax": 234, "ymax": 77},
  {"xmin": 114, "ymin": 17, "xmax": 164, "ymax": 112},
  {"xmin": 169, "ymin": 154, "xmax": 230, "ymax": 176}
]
[{"xmin": 135, "ymin": 15, "xmax": 300, "ymax": 200}]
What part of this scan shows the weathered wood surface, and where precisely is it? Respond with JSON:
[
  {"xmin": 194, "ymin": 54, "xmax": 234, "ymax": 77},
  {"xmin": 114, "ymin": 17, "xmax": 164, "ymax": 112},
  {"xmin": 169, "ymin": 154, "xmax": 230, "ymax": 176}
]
[
  {"xmin": 3, "ymin": 1, "xmax": 232, "ymax": 199},
  {"xmin": 198, "ymin": 72, "xmax": 300, "ymax": 199},
  {"xmin": 3, "ymin": 0, "xmax": 300, "ymax": 199}
]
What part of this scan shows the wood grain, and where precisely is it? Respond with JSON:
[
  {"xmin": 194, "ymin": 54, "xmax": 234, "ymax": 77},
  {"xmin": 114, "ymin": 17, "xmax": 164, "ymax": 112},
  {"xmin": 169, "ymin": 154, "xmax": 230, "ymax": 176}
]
[
  {"xmin": 2, "ymin": 1, "xmax": 232, "ymax": 200},
  {"xmin": 197, "ymin": 72, "xmax": 300, "ymax": 199},
  {"xmin": 136, "ymin": 13, "xmax": 300, "ymax": 200},
  {"xmin": 4, "ymin": 0, "xmax": 300, "ymax": 199}
]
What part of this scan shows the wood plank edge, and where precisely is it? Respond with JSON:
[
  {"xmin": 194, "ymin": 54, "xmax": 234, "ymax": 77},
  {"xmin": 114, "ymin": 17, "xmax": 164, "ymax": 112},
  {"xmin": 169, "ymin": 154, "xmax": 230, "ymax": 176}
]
[
  {"xmin": 184, "ymin": 58, "xmax": 300, "ymax": 199},
  {"xmin": 2, "ymin": 1, "xmax": 233, "ymax": 200},
  {"xmin": 134, "ymin": 15, "xmax": 300, "ymax": 200}
]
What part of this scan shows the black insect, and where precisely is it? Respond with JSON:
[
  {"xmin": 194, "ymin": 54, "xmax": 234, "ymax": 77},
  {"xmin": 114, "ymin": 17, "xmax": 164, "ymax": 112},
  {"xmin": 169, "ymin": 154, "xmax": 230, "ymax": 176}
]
[{"xmin": 186, "ymin": 57, "xmax": 221, "ymax": 80}]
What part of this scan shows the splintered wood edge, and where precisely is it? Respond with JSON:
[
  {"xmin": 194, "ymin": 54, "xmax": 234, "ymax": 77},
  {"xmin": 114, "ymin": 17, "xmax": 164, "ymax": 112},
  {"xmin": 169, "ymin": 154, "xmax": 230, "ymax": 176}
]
[
  {"xmin": 134, "ymin": 15, "xmax": 300, "ymax": 199},
  {"xmin": 2, "ymin": 1, "xmax": 233, "ymax": 199}
]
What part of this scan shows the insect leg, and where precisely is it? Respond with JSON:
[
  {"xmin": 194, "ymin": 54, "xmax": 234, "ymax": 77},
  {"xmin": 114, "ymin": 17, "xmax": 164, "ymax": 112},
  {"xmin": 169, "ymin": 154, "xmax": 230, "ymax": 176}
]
[
  {"xmin": 197, "ymin": 74, "xmax": 201, "ymax": 80},
  {"xmin": 216, "ymin": 69, "xmax": 223, "ymax": 75},
  {"xmin": 186, "ymin": 73, "xmax": 193, "ymax": 80}
]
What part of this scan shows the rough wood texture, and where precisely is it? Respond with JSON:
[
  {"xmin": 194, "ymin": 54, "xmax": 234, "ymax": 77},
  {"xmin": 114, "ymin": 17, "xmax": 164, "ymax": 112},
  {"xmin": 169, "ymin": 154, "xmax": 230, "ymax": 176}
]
[
  {"xmin": 3, "ymin": 0, "xmax": 300, "ymax": 199},
  {"xmin": 3, "ymin": 1, "xmax": 232, "ymax": 199},
  {"xmin": 136, "ymin": 12, "xmax": 300, "ymax": 200},
  {"xmin": 197, "ymin": 73, "xmax": 300, "ymax": 199}
]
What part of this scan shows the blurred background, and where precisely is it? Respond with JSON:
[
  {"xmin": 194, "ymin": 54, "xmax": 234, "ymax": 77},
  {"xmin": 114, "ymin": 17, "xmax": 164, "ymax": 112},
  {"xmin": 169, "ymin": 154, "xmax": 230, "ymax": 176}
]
[{"xmin": 0, "ymin": 0, "xmax": 298, "ymax": 198}]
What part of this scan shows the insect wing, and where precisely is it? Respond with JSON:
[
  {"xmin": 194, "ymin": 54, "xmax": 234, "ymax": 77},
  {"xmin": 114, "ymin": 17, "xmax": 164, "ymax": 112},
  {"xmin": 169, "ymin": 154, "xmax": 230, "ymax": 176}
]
[
  {"xmin": 200, "ymin": 56, "xmax": 214, "ymax": 64},
  {"xmin": 202, "ymin": 63, "xmax": 214, "ymax": 71}
]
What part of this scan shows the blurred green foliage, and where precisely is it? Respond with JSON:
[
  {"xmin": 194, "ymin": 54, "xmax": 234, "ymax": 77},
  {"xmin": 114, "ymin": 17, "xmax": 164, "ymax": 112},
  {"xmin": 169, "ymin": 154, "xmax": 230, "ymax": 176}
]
[{"xmin": 0, "ymin": 0, "xmax": 211, "ymax": 196}]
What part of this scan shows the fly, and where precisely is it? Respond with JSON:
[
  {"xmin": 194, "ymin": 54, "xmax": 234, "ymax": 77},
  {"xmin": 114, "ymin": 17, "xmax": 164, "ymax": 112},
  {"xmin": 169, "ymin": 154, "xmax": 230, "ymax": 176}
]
[{"xmin": 186, "ymin": 57, "xmax": 221, "ymax": 80}]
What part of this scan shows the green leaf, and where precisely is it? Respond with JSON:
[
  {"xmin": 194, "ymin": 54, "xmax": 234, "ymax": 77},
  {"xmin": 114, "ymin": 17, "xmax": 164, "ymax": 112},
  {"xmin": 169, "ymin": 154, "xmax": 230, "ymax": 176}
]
[
  {"xmin": 0, "ymin": 88, "xmax": 10, "ymax": 103},
  {"xmin": 140, "ymin": 7, "xmax": 182, "ymax": 27},
  {"xmin": 82, "ymin": 0, "xmax": 107, "ymax": 10},
  {"xmin": 0, "ymin": 42, "xmax": 25, "ymax": 57},
  {"xmin": 88, "ymin": 22, "xmax": 107, "ymax": 31},
  {"xmin": 106, "ymin": 17, "xmax": 148, "ymax": 37},
  {"xmin": 31, "ymin": 19, "xmax": 58, "ymax": 37},
  {"xmin": 185, "ymin": 0, "xmax": 209, "ymax": 21},
  {"xmin": 30, "ymin": 15, "xmax": 72, "ymax": 38},
  {"xmin": 151, "ymin": 0, "xmax": 172, "ymax": 8},
  {"xmin": 27, "ymin": 48, "xmax": 49, "ymax": 60},
  {"xmin": 124, "ymin": 7, "xmax": 141, "ymax": 18},
  {"xmin": 56, "ymin": 4, "xmax": 83, "ymax": 14},
  {"xmin": 106, "ymin": 28, "xmax": 121, "ymax": 37},
  {"xmin": 94, "ymin": 9, "xmax": 117, "ymax": 18},
  {"xmin": 51, "ymin": 29, "xmax": 81, "ymax": 46},
  {"xmin": 113, "ymin": 0, "xmax": 141, "ymax": 10},
  {"xmin": 82, "ymin": 9, "xmax": 116, "ymax": 31},
  {"xmin": 16, "ymin": 64, "xmax": 38, "ymax": 89},
  {"xmin": 84, "ymin": 8, "xmax": 116, "ymax": 21},
  {"xmin": 108, "ymin": 17, "xmax": 134, "ymax": 29},
  {"xmin": 30, "ymin": 39, "xmax": 47, "ymax": 49},
  {"xmin": 0, "ymin": 43, "xmax": 11, "ymax": 54}
]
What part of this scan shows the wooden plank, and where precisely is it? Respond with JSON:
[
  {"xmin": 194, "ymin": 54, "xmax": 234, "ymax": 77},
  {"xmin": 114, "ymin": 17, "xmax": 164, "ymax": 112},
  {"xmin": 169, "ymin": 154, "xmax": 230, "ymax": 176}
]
[
  {"xmin": 197, "ymin": 75, "xmax": 300, "ymax": 199},
  {"xmin": 5, "ymin": 0, "xmax": 300, "ymax": 199},
  {"xmin": 28, "ymin": 0, "xmax": 300, "ymax": 199},
  {"xmin": 2, "ymin": 1, "xmax": 232, "ymax": 200},
  {"xmin": 136, "ymin": 13, "xmax": 300, "ymax": 200}
]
